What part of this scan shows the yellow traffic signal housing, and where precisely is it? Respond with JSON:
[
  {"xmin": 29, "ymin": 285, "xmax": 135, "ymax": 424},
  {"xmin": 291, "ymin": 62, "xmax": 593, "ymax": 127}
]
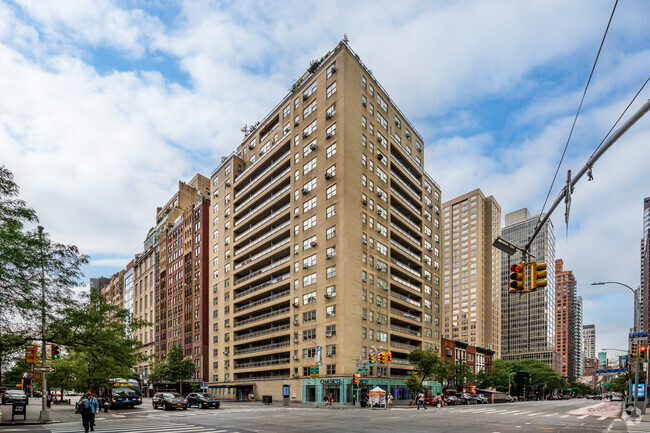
[
  {"xmin": 352, "ymin": 374, "xmax": 358, "ymax": 384},
  {"xmin": 530, "ymin": 262, "xmax": 547, "ymax": 290},
  {"xmin": 26, "ymin": 345, "xmax": 38, "ymax": 365},
  {"xmin": 632, "ymin": 342, "xmax": 638, "ymax": 358},
  {"xmin": 369, "ymin": 353, "xmax": 374, "ymax": 364},
  {"xmin": 387, "ymin": 352, "xmax": 392, "ymax": 362},
  {"xmin": 509, "ymin": 262, "xmax": 526, "ymax": 293}
]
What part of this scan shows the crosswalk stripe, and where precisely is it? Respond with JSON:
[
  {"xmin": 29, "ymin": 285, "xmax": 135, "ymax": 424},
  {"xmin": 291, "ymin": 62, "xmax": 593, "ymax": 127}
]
[
  {"xmin": 545, "ymin": 413, "xmax": 558, "ymax": 417},
  {"xmin": 577, "ymin": 415, "xmax": 588, "ymax": 419},
  {"xmin": 598, "ymin": 416, "xmax": 608, "ymax": 420}
]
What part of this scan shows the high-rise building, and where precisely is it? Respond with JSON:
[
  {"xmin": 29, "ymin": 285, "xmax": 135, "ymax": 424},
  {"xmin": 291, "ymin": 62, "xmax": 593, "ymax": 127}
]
[
  {"xmin": 101, "ymin": 270, "xmax": 125, "ymax": 307},
  {"xmin": 500, "ymin": 208, "xmax": 559, "ymax": 371},
  {"xmin": 597, "ymin": 351, "xmax": 607, "ymax": 368},
  {"xmin": 574, "ymin": 296, "xmax": 583, "ymax": 378},
  {"xmin": 90, "ymin": 276, "xmax": 110, "ymax": 295},
  {"xmin": 124, "ymin": 260, "xmax": 134, "ymax": 333},
  {"xmin": 442, "ymin": 189, "xmax": 501, "ymax": 356},
  {"xmin": 641, "ymin": 197, "xmax": 650, "ymax": 333},
  {"xmin": 207, "ymin": 41, "xmax": 443, "ymax": 403},
  {"xmin": 583, "ymin": 324, "xmax": 596, "ymax": 361},
  {"xmin": 555, "ymin": 259, "xmax": 577, "ymax": 382},
  {"xmin": 154, "ymin": 175, "xmax": 211, "ymax": 383}
]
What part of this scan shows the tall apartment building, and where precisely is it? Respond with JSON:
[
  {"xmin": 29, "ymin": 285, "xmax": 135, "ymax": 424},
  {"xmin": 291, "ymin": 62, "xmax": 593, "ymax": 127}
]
[
  {"xmin": 101, "ymin": 270, "xmax": 125, "ymax": 307},
  {"xmin": 90, "ymin": 276, "xmax": 110, "ymax": 294},
  {"xmin": 154, "ymin": 175, "xmax": 211, "ymax": 383},
  {"xmin": 208, "ymin": 41, "xmax": 443, "ymax": 403},
  {"xmin": 555, "ymin": 259, "xmax": 577, "ymax": 382},
  {"xmin": 583, "ymin": 324, "xmax": 596, "ymax": 361},
  {"xmin": 124, "ymin": 260, "xmax": 134, "ymax": 331},
  {"xmin": 500, "ymin": 208, "xmax": 559, "ymax": 371},
  {"xmin": 641, "ymin": 197, "xmax": 650, "ymax": 334},
  {"xmin": 574, "ymin": 296, "xmax": 583, "ymax": 378},
  {"xmin": 441, "ymin": 189, "xmax": 501, "ymax": 356}
]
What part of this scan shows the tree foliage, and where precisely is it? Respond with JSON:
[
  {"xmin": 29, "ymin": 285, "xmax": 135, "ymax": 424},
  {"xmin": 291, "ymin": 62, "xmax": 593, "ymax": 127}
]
[
  {"xmin": 0, "ymin": 165, "xmax": 88, "ymax": 325},
  {"xmin": 149, "ymin": 345, "xmax": 195, "ymax": 393},
  {"xmin": 607, "ymin": 374, "xmax": 628, "ymax": 393},
  {"xmin": 483, "ymin": 358, "xmax": 569, "ymax": 396}
]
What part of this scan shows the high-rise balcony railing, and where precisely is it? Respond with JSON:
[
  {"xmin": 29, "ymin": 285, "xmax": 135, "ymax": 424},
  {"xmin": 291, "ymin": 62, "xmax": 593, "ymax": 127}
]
[
  {"xmin": 234, "ymin": 221, "xmax": 290, "ymax": 256},
  {"xmin": 234, "ymin": 204, "xmax": 290, "ymax": 242},
  {"xmin": 390, "ymin": 324, "xmax": 421, "ymax": 337},
  {"xmin": 390, "ymin": 257, "xmax": 421, "ymax": 278},
  {"xmin": 234, "ymin": 340, "xmax": 291, "ymax": 355},
  {"xmin": 234, "ymin": 237, "xmax": 290, "ymax": 270},
  {"xmin": 390, "ymin": 152, "xmax": 422, "ymax": 186},
  {"xmin": 234, "ymin": 273, "xmax": 290, "ymax": 300},
  {"xmin": 234, "ymin": 289, "xmax": 290, "ymax": 313},
  {"xmin": 390, "ymin": 186, "xmax": 421, "ymax": 216},
  {"xmin": 390, "ymin": 274, "xmax": 421, "ymax": 292},
  {"xmin": 234, "ymin": 323, "xmax": 291, "ymax": 341},
  {"xmin": 391, "ymin": 341, "xmax": 421, "ymax": 351},
  {"xmin": 234, "ymin": 357, "xmax": 291, "ymax": 369},
  {"xmin": 389, "ymin": 238, "xmax": 421, "ymax": 262},
  {"xmin": 390, "ymin": 291, "xmax": 422, "ymax": 308},
  {"xmin": 235, "ymin": 306, "xmax": 291, "ymax": 327},
  {"xmin": 390, "ymin": 307, "xmax": 422, "ymax": 323},
  {"xmin": 234, "ymin": 185, "xmax": 290, "ymax": 227},
  {"xmin": 235, "ymin": 151, "xmax": 290, "ymax": 199},
  {"xmin": 390, "ymin": 168, "xmax": 421, "ymax": 200},
  {"xmin": 234, "ymin": 256, "xmax": 290, "ymax": 286},
  {"xmin": 235, "ymin": 167, "xmax": 290, "ymax": 211},
  {"xmin": 389, "ymin": 222, "xmax": 421, "ymax": 246},
  {"xmin": 389, "ymin": 206, "xmax": 421, "ymax": 232}
]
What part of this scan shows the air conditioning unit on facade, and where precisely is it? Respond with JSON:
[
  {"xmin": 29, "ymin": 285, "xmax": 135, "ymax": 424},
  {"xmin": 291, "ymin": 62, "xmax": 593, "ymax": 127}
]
[
  {"xmin": 225, "ymin": 180, "xmax": 231, "ymax": 187},
  {"xmin": 293, "ymin": 319, "xmax": 299, "ymax": 325},
  {"xmin": 362, "ymin": 239, "xmax": 367, "ymax": 244},
  {"xmin": 362, "ymin": 101, "xmax": 367, "ymax": 107},
  {"xmin": 326, "ymin": 133, "xmax": 333, "ymax": 139},
  {"xmin": 310, "ymin": 143, "xmax": 317, "ymax": 151},
  {"xmin": 326, "ymin": 353, "xmax": 332, "ymax": 357},
  {"xmin": 303, "ymin": 264, "xmax": 310, "ymax": 269},
  {"xmin": 362, "ymin": 315, "xmax": 367, "ymax": 320},
  {"xmin": 326, "ymin": 332, "xmax": 332, "ymax": 337},
  {"xmin": 324, "ymin": 293, "xmax": 333, "ymax": 299},
  {"xmin": 310, "ymin": 241, "xmax": 317, "ymax": 247},
  {"xmin": 293, "ymin": 301, "xmax": 299, "ymax": 307},
  {"xmin": 362, "ymin": 198, "xmax": 367, "ymax": 205},
  {"xmin": 293, "ymin": 356, "xmax": 299, "ymax": 360},
  {"xmin": 303, "ymin": 132, "xmax": 309, "ymax": 138},
  {"xmin": 377, "ymin": 153, "xmax": 383, "ymax": 161},
  {"xmin": 324, "ymin": 173, "xmax": 332, "ymax": 180},
  {"xmin": 292, "ymin": 374, "xmax": 298, "ymax": 378},
  {"xmin": 294, "ymin": 338, "xmax": 299, "ymax": 342},
  {"xmin": 325, "ymin": 112, "xmax": 333, "ymax": 120},
  {"xmin": 302, "ymin": 188, "xmax": 309, "ymax": 195},
  {"xmin": 259, "ymin": 150, "xmax": 265, "ymax": 156},
  {"xmin": 330, "ymin": 66, "xmax": 337, "ymax": 73},
  {"xmin": 303, "ymin": 93, "xmax": 309, "ymax": 100},
  {"xmin": 249, "ymin": 143, "xmax": 255, "ymax": 150},
  {"xmin": 295, "ymin": 120, "xmax": 299, "ymax": 126},
  {"xmin": 326, "ymin": 254, "xmax": 333, "ymax": 259}
]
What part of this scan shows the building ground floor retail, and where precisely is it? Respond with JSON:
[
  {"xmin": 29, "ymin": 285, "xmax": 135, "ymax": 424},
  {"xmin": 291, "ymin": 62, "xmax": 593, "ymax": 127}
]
[{"xmin": 207, "ymin": 378, "xmax": 441, "ymax": 404}]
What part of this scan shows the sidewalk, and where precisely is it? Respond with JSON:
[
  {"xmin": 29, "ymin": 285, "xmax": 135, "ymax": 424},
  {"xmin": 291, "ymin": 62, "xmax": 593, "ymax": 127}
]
[{"xmin": 0, "ymin": 399, "xmax": 80, "ymax": 426}]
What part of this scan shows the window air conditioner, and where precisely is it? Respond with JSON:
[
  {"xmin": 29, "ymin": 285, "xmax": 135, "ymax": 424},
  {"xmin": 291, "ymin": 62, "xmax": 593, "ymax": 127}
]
[
  {"xmin": 324, "ymin": 173, "xmax": 332, "ymax": 180},
  {"xmin": 302, "ymin": 188, "xmax": 309, "ymax": 195},
  {"xmin": 249, "ymin": 143, "xmax": 255, "ymax": 150},
  {"xmin": 330, "ymin": 66, "xmax": 337, "ymax": 73},
  {"xmin": 326, "ymin": 254, "xmax": 333, "ymax": 259},
  {"xmin": 326, "ymin": 332, "xmax": 332, "ymax": 337},
  {"xmin": 295, "ymin": 120, "xmax": 299, "ymax": 126},
  {"xmin": 326, "ymin": 112, "xmax": 333, "ymax": 120},
  {"xmin": 326, "ymin": 133, "xmax": 333, "ymax": 139},
  {"xmin": 362, "ymin": 315, "xmax": 367, "ymax": 320},
  {"xmin": 310, "ymin": 143, "xmax": 317, "ymax": 151},
  {"xmin": 377, "ymin": 154, "xmax": 383, "ymax": 161},
  {"xmin": 362, "ymin": 101, "xmax": 367, "ymax": 107},
  {"xmin": 303, "ymin": 93, "xmax": 309, "ymax": 100},
  {"xmin": 293, "ymin": 320, "xmax": 299, "ymax": 325},
  {"xmin": 326, "ymin": 353, "xmax": 332, "ymax": 357},
  {"xmin": 293, "ymin": 356, "xmax": 299, "ymax": 360},
  {"xmin": 294, "ymin": 338, "xmax": 299, "ymax": 342},
  {"xmin": 310, "ymin": 241, "xmax": 317, "ymax": 247},
  {"xmin": 303, "ymin": 264, "xmax": 310, "ymax": 269},
  {"xmin": 303, "ymin": 132, "xmax": 309, "ymax": 138}
]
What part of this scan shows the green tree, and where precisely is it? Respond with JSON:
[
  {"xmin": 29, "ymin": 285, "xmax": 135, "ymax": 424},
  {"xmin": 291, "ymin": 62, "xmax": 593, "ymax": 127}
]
[
  {"xmin": 149, "ymin": 345, "xmax": 195, "ymax": 393},
  {"xmin": 0, "ymin": 165, "xmax": 88, "ymax": 324},
  {"xmin": 48, "ymin": 290, "xmax": 147, "ymax": 391},
  {"xmin": 407, "ymin": 350, "xmax": 450, "ymax": 402},
  {"xmin": 607, "ymin": 374, "xmax": 628, "ymax": 393}
]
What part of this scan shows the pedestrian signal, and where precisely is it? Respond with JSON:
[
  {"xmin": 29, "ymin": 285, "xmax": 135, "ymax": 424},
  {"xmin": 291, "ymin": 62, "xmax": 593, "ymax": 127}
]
[
  {"xmin": 509, "ymin": 262, "xmax": 526, "ymax": 293},
  {"xmin": 530, "ymin": 262, "xmax": 547, "ymax": 290}
]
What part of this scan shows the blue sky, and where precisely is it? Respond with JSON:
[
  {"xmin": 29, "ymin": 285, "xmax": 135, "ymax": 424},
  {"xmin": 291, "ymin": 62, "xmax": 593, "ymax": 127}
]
[{"xmin": 2, "ymin": 0, "xmax": 650, "ymax": 359}]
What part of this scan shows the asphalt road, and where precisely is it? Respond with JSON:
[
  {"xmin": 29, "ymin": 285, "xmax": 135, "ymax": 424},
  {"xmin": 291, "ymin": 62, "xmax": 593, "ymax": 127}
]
[{"xmin": 3, "ymin": 397, "xmax": 645, "ymax": 433}]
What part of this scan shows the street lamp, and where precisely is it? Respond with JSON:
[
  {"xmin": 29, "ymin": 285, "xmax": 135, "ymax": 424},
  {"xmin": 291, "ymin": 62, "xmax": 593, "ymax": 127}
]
[{"xmin": 593, "ymin": 282, "xmax": 641, "ymax": 418}]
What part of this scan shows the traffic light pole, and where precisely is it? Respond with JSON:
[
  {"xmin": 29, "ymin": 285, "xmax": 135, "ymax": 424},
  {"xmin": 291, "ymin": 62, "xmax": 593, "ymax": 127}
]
[
  {"xmin": 524, "ymin": 99, "xmax": 650, "ymax": 253},
  {"xmin": 38, "ymin": 226, "xmax": 51, "ymax": 422},
  {"xmin": 633, "ymin": 355, "xmax": 640, "ymax": 419}
]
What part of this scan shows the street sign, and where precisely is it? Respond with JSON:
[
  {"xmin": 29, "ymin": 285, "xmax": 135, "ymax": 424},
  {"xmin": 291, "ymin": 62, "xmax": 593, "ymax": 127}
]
[
  {"xmin": 362, "ymin": 362, "xmax": 373, "ymax": 367},
  {"xmin": 33, "ymin": 366, "xmax": 55, "ymax": 373},
  {"xmin": 643, "ymin": 359, "xmax": 650, "ymax": 363},
  {"xmin": 630, "ymin": 332, "xmax": 648, "ymax": 337},
  {"xmin": 357, "ymin": 368, "xmax": 369, "ymax": 372},
  {"xmin": 595, "ymin": 368, "xmax": 625, "ymax": 373},
  {"xmin": 310, "ymin": 366, "xmax": 319, "ymax": 377},
  {"xmin": 315, "ymin": 346, "xmax": 323, "ymax": 366}
]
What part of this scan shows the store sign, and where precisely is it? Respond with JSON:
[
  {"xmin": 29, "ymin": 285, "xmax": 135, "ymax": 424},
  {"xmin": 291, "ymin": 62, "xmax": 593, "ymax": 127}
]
[{"xmin": 319, "ymin": 379, "xmax": 341, "ymax": 384}]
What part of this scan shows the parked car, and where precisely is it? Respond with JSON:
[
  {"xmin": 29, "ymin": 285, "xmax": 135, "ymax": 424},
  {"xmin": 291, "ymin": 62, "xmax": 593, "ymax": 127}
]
[
  {"xmin": 505, "ymin": 395, "xmax": 515, "ymax": 402},
  {"xmin": 460, "ymin": 393, "xmax": 478, "ymax": 405},
  {"xmin": 152, "ymin": 392, "xmax": 188, "ymax": 411},
  {"xmin": 446, "ymin": 395, "xmax": 461, "ymax": 405},
  {"xmin": 186, "ymin": 392, "xmax": 220, "ymax": 409},
  {"xmin": 476, "ymin": 394, "xmax": 489, "ymax": 404},
  {"xmin": 2, "ymin": 390, "xmax": 28, "ymax": 405}
]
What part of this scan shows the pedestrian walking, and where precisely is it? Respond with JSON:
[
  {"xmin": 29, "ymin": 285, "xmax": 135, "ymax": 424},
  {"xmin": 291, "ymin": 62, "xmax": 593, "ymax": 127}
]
[
  {"xmin": 387, "ymin": 393, "xmax": 393, "ymax": 408},
  {"xmin": 439, "ymin": 393, "xmax": 445, "ymax": 408},
  {"xmin": 76, "ymin": 390, "xmax": 100, "ymax": 433},
  {"xmin": 417, "ymin": 392, "xmax": 426, "ymax": 410}
]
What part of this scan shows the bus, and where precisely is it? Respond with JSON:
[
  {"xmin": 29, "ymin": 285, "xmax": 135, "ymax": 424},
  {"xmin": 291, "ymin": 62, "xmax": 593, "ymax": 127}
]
[{"xmin": 106, "ymin": 378, "xmax": 142, "ymax": 409}]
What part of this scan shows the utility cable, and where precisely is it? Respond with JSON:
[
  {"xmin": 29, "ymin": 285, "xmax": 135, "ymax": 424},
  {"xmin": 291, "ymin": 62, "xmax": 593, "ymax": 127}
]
[{"xmin": 537, "ymin": 0, "xmax": 618, "ymax": 220}]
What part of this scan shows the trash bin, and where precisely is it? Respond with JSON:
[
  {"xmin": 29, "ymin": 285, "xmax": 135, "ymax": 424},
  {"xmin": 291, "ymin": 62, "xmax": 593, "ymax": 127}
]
[
  {"xmin": 12, "ymin": 400, "xmax": 27, "ymax": 421},
  {"xmin": 262, "ymin": 395, "xmax": 272, "ymax": 405}
]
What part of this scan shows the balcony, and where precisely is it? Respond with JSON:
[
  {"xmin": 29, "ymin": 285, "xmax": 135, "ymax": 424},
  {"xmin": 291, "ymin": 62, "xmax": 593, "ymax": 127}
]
[
  {"xmin": 391, "ymin": 291, "xmax": 421, "ymax": 308},
  {"xmin": 390, "ymin": 167, "xmax": 421, "ymax": 200},
  {"xmin": 389, "ymin": 222, "xmax": 421, "ymax": 246},
  {"xmin": 234, "ymin": 373, "xmax": 290, "ymax": 381},
  {"xmin": 234, "ymin": 323, "xmax": 291, "ymax": 341},
  {"xmin": 234, "ymin": 256, "xmax": 290, "ymax": 286},
  {"xmin": 391, "ymin": 341, "xmax": 421, "ymax": 351},
  {"xmin": 234, "ymin": 340, "xmax": 291, "ymax": 355},
  {"xmin": 390, "ymin": 185, "xmax": 421, "ymax": 216},
  {"xmin": 390, "ymin": 324, "xmax": 421, "ymax": 337},
  {"xmin": 234, "ymin": 273, "xmax": 290, "ymax": 300},
  {"xmin": 390, "ymin": 150, "xmax": 422, "ymax": 186},
  {"xmin": 390, "ymin": 358, "xmax": 411, "ymax": 365},
  {"xmin": 234, "ymin": 185, "xmax": 290, "ymax": 227},
  {"xmin": 390, "ymin": 307, "xmax": 421, "ymax": 323},
  {"xmin": 234, "ymin": 357, "xmax": 291, "ymax": 370},
  {"xmin": 235, "ymin": 167, "xmax": 291, "ymax": 211},
  {"xmin": 235, "ymin": 152, "xmax": 290, "ymax": 198},
  {"xmin": 390, "ymin": 274, "xmax": 421, "ymax": 292},
  {"xmin": 389, "ymin": 238, "xmax": 421, "ymax": 262},
  {"xmin": 234, "ymin": 221, "xmax": 290, "ymax": 256},
  {"xmin": 390, "ymin": 257, "xmax": 421, "ymax": 278},
  {"xmin": 235, "ymin": 306, "xmax": 291, "ymax": 327},
  {"xmin": 390, "ymin": 206, "xmax": 421, "ymax": 232},
  {"xmin": 234, "ymin": 237, "xmax": 290, "ymax": 270},
  {"xmin": 234, "ymin": 204, "xmax": 290, "ymax": 242},
  {"xmin": 234, "ymin": 290, "xmax": 290, "ymax": 313}
]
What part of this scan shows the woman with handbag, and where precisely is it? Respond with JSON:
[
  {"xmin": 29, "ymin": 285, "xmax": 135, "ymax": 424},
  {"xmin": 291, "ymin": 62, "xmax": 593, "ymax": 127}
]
[{"xmin": 76, "ymin": 390, "xmax": 100, "ymax": 433}]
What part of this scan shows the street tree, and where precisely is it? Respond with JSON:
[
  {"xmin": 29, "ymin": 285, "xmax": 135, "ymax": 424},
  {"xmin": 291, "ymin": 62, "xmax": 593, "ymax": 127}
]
[
  {"xmin": 0, "ymin": 165, "xmax": 88, "ymax": 326},
  {"xmin": 407, "ymin": 350, "xmax": 450, "ymax": 401},
  {"xmin": 607, "ymin": 374, "xmax": 628, "ymax": 393},
  {"xmin": 149, "ymin": 345, "xmax": 196, "ymax": 394}
]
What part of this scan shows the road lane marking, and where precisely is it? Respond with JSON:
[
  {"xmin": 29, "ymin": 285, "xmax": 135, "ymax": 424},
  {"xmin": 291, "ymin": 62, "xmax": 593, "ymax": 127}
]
[
  {"xmin": 545, "ymin": 413, "xmax": 558, "ymax": 417},
  {"xmin": 577, "ymin": 415, "xmax": 588, "ymax": 419},
  {"xmin": 598, "ymin": 416, "xmax": 608, "ymax": 420}
]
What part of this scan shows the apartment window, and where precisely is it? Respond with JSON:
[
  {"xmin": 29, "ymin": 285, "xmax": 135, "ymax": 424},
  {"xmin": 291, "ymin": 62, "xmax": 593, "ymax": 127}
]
[
  {"xmin": 303, "ymin": 215, "xmax": 316, "ymax": 231},
  {"xmin": 303, "ymin": 291, "xmax": 317, "ymax": 305},
  {"xmin": 369, "ymin": 103, "xmax": 374, "ymax": 115},
  {"xmin": 377, "ymin": 113, "xmax": 387, "ymax": 130},
  {"xmin": 369, "ymin": 84, "xmax": 374, "ymax": 96},
  {"xmin": 303, "ymin": 99, "xmax": 317, "ymax": 119},
  {"xmin": 376, "ymin": 242, "xmax": 387, "ymax": 256},
  {"xmin": 326, "ymin": 164, "xmax": 336, "ymax": 178},
  {"xmin": 326, "ymin": 345, "xmax": 337, "ymax": 356},
  {"xmin": 326, "ymin": 285, "xmax": 336, "ymax": 297},
  {"xmin": 326, "ymin": 324, "xmax": 337, "ymax": 336},
  {"xmin": 326, "ymin": 246, "xmax": 336, "ymax": 258},
  {"xmin": 377, "ymin": 331, "xmax": 388, "ymax": 343},
  {"xmin": 326, "ymin": 102, "xmax": 336, "ymax": 118},
  {"xmin": 326, "ymin": 265, "xmax": 337, "ymax": 279},
  {"xmin": 326, "ymin": 81, "xmax": 336, "ymax": 98},
  {"xmin": 303, "ymin": 139, "xmax": 317, "ymax": 157},
  {"xmin": 362, "ymin": 154, "xmax": 367, "ymax": 166},
  {"xmin": 326, "ymin": 123, "xmax": 337, "ymax": 138},
  {"xmin": 362, "ymin": 327, "xmax": 367, "ymax": 339},
  {"xmin": 326, "ymin": 305, "xmax": 336, "ymax": 317},
  {"xmin": 303, "ymin": 178, "xmax": 317, "ymax": 192},
  {"xmin": 362, "ymin": 116, "xmax": 367, "ymax": 128},
  {"xmin": 303, "ymin": 157, "xmax": 317, "ymax": 175},
  {"xmin": 303, "ymin": 197, "xmax": 317, "ymax": 213},
  {"xmin": 326, "ymin": 225, "xmax": 337, "ymax": 239},
  {"xmin": 327, "ymin": 364, "xmax": 336, "ymax": 375},
  {"xmin": 303, "ymin": 235, "xmax": 317, "ymax": 250},
  {"xmin": 283, "ymin": 104, "xmax": 290, "ymax": 118},
  {"xmin": 303, "ymin": 254, "xmax": 317, "ymax": 268},
  {"xmin": 326, "ymin": 204, "xmax": 337, "ymax": 219},
  {"xmin": 303, "ymin": 310, "xmax": 316, "ymax": 323},
  {"xmin": 303, "ymin": 273, "xmax": 316, "ymax": 287},
  {"xmin": 326, "ymin": 143, "xmax": 337, "ymax": 158},
  {"xmin": 303, "ymin": 120, "xmax": 317, "ymax": 138},
  {"xmin": 303, "ymin": 81, "xmax": 317, "ymax": 99},
  {"xmin": 326, "ymin": 184, "xmax": 337, "ymax": 199},
  {"xmin": 362, "ymin": 94, "xmax": 367, "ymax": 107},
  {"xmin": 362, "ymin": 76, "xmax": 367, "ymax": 88}
]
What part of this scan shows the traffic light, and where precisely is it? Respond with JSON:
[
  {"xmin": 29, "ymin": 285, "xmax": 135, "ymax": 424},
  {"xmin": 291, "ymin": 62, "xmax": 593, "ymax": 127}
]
[
  {"xmin": 369, "ymin": 353, "xmax": 374, "ymax": 364},
  {"xmin": 640, "ymin": 346, "xmax": 647, "ymax": 359},
  {"xmin": 352, "ymin": 374, "xmax": 358, "ymax": 384},
  {"xmin": 387, "ymin": 352, "xmax": 392, "ymax": 363},
  {"xmin": 26, "ymin": 345, "xmax": 38, "ymax": 365},
  {"xmin": 379, "ymin": 352, "xmax": 385, "ymax": 364},
  {"xmin": 632, "ymin": 342, "xmax": 638, "ymax": 358},
  {"xmin": 52, "ymin": 345, "xmax": 60, "ymax": 359},
  {"xmin": 509, "ymin": 262, "xmax": 526, "ymax": 293},
  {"xmin": 530, "ymin": 262, "xmax": 548, "ymax": 290}
]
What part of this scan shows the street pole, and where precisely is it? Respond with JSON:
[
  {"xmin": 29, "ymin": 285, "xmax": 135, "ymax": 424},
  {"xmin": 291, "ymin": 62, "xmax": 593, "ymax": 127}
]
[
  {"xmin": 633, "ymin": 355, "xmax": 640, "ymax": 419},
  {"xmin": 38, "ymin": 226, "xmax": 51, "ymax": 422}
]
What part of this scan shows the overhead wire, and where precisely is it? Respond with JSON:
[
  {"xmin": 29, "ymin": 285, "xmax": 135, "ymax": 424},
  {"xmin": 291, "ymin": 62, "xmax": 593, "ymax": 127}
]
[{"xmin": 537, "ymin": 0, "xmax": 618, "ymax": 221}]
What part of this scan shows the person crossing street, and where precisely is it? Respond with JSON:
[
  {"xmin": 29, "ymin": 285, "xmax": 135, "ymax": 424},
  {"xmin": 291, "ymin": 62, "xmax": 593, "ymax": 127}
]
[{"xmin": 76, "ymin": 390, "xmax": 100, "ymax": 433}]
